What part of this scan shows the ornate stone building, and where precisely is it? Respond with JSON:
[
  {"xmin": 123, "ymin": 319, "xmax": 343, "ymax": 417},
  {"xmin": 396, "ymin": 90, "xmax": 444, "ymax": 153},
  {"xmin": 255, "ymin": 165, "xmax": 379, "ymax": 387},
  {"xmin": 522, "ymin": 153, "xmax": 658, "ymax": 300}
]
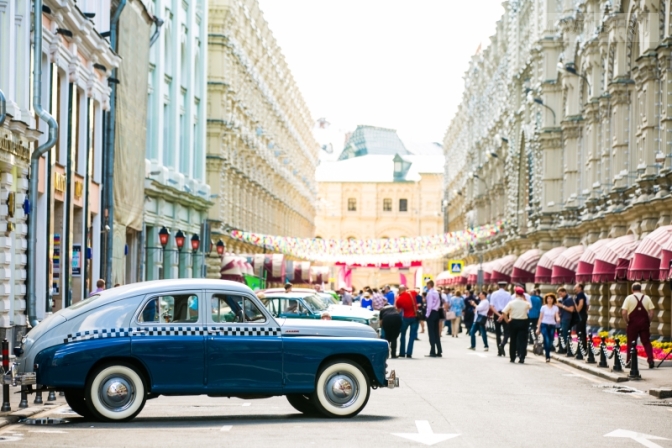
[
  {"xmin": 317, "ymin": 126, "xmax": 444, "ymax": 289},
  {"xmin": 444, "ymin": 0, "xmax": 672, "ymax": 339},
  {"xmin": 206, "ymin": 0, "xmax": 318, "ymax": 270}
]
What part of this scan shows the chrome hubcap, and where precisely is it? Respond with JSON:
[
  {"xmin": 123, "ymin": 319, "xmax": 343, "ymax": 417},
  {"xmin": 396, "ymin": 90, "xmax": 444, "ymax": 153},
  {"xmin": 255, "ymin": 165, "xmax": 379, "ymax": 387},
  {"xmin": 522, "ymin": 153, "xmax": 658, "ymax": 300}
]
[
  {"xmin": 99, "ymin": 375, "xmax": 135, "ymax": 412},
  {"xmin": 324, "ymin": 373, "xmax": 359, "ymax": 407}
]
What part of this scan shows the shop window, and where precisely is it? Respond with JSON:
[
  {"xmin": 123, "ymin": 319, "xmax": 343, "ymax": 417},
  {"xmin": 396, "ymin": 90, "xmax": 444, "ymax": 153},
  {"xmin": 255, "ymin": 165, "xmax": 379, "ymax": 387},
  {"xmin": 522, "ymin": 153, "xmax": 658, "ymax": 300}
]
[
  {"xmin": 399, "ymin": 198, "xmax": 408, "ymax": 212},
  {"xmin": 347, "ymin": 198, "xmax": 356, "ymax": 211}
]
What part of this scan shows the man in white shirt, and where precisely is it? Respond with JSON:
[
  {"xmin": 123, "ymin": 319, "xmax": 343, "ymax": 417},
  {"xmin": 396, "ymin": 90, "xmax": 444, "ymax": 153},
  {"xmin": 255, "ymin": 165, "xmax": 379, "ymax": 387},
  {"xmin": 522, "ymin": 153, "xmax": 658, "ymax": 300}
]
[{"xmin": 490, "ymin": 281, "xmax": 512, "ymax": 357}]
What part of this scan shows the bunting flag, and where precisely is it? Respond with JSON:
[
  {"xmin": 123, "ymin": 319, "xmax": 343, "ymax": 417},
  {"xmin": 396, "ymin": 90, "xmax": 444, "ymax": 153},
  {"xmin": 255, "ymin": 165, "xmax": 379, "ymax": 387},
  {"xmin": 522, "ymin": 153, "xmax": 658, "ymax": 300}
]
[{"xmin": 228, "ymin": 221, "xmax": 507, "ymax": 264}]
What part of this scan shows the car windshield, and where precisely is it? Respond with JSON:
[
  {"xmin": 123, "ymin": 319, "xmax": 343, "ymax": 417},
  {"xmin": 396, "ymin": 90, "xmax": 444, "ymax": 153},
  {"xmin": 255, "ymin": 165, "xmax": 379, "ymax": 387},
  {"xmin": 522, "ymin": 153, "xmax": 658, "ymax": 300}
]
[
  {"xmin": 319, "ymin": 293, "xmax": 339, "ymax": 306},
  {"xmin": 303, "ymin": 294, "xmax": 328, "ymax": 312}
]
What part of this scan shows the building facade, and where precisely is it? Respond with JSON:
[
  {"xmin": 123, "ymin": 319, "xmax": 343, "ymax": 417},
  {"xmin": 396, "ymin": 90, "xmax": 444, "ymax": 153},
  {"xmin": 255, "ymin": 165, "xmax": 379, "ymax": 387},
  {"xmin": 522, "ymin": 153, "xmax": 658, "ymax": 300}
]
[
  {"xmin": 0, "ymin": 0, "xmax": 38, "ymax": 340},
  {"xmin": 143, "ymin": 0, "xmax": 212, "ymax": 281},
  {"xmin": 317, "ymin": 126, "xmax": 444, "ymax": 288},
  {"xmin": 444, "ymin": 0, "xmax": 672, "ymax": 339},
  {"xmin": 30, "ymin": 1, "xmax": 120, "ymax": 321},
  {"xmin": 206, "ymin": 0, "xmax": 319, "ymax": 271}
]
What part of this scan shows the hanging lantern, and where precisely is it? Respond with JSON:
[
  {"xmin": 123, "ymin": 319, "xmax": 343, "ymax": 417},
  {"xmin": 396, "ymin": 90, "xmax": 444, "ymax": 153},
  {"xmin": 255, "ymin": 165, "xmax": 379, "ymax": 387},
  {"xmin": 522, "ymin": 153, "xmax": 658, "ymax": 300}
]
[
  {"xmin": 216, "ymin": 239, "xmax": 225, "ymax": 255},
  {"xmin": 159, "ymin": 227, "xmax": 170, "ymax": 247},
  {"xmin": 175, "ymin": 230, "xmax": 185, "ymax": 250},
  {"xmin": 191, "ymin": 234, "xmax": 200, "ymax": 251}
]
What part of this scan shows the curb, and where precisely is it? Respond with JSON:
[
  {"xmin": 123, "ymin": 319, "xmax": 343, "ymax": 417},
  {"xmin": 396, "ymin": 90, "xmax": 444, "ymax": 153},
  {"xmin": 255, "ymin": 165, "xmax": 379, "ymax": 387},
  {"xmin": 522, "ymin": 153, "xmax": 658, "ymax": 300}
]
[
  {"xmin": 485, "ymin": 331, "xmax": 629, "ymax": 382},
  {"xmin": 0, "ymin": 402, "xmax": 66, "ymax": 429}
]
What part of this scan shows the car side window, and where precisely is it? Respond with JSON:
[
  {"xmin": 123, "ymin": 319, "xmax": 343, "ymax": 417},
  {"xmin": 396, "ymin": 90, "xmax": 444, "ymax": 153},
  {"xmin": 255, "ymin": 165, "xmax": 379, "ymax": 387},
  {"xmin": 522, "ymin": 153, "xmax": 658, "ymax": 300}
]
[
  {"xmin": 139, "ymin": 294, "xmax": 199, "ymax": 324},
  {"xmin": 282, "ymin": 298, "xmax": 309, "ymax": 315},
  {"xmin": 211, "ymin": 294, "xmax": 267, "ymax": 323}
]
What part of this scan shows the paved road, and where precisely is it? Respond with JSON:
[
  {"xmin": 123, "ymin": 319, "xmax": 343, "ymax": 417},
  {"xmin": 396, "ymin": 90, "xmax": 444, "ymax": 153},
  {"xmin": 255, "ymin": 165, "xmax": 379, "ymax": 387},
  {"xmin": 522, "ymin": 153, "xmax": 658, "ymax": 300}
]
[{"xmin": 1, "ymin": 333, "xmax": 671, "ymax": 447}]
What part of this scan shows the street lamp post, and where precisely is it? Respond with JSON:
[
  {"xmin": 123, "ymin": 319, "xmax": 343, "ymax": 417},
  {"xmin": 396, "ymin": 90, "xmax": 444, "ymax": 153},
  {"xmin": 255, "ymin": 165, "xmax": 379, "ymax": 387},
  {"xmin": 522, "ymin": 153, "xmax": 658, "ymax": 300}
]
[
  {"xmin": 175, "ymin": 230, "xmax": 185, "ymax": 279},
  {"xmin": 158, "ymin": 227, "xmax": 170, "ymax": 280}
]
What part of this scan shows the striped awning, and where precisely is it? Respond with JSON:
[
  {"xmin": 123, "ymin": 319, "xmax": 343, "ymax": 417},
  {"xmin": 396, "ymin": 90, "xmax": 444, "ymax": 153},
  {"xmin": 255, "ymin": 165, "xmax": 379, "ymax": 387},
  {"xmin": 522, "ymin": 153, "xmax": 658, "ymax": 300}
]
[
  {"xmin": 575, "ymin": 239, "xmax": 612, "ymax": 283},
  {"xmin": 551, "ymin": 245, "xmax": 585, "ymax": 284},
  {"xmin": 436, "ymin": 270, "xmax": 451, "ymax": 286},
  {"xmin": 592, "ymin": 235, "xmax": 636, "ymax": 282},
  {"xmin": 628, "ymin": 226, "xmax": 672, "ymax": 281},
  {"xmin": 511, "ymin": 249, "xmax": 542, "ymax": 284},
  {"xmin": 490, "ymin": 255, "xmax": 517, "ymax": 283},
  {"xmin": 534, "ymin": 247, "xmax": 566, "ymax": 283},
  {"xmin": 662, "ymin": 239, "xmax": 672, "ymax": 281},
  {"xmin": 482, "ymin": 262, "xmax": 493, "ymax": 284},
  {"xmin": 221, "ymin": 253, "xmax": 244, "ymax": 283}
]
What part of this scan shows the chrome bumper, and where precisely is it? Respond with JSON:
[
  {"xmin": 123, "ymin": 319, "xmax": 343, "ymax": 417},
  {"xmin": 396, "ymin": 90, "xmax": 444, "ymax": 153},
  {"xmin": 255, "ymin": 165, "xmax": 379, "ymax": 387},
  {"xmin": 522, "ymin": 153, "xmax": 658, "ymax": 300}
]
[
  {"xmin": 386, "ymin": 370, "xmax": 399, "ymax": 388},
  {"xmin": 1, "ymin": 372, "xmax": 36, "ymax": 386}
]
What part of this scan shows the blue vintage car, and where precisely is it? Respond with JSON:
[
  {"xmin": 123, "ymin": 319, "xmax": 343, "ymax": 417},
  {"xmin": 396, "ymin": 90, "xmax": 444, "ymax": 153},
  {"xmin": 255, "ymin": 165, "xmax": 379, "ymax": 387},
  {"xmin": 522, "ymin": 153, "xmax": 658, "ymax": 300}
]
[{"xmin": 14, "ymin": 279, "xmax": 398, "ymax": 422}]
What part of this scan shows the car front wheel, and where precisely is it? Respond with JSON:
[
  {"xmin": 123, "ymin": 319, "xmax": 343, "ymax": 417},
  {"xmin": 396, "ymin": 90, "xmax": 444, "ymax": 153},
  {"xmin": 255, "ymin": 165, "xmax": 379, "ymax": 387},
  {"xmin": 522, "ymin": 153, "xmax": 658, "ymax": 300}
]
[
  {"xmin": 311, "ymin": 359, "xmax": 370, "ymax": 418},
  {"xmin": 85, "ymin": 363, "xmax": 147, "ymax": 422},
  {"xmin": 63, "ymin": 389, "xmax": 93, "ymax": 418}
]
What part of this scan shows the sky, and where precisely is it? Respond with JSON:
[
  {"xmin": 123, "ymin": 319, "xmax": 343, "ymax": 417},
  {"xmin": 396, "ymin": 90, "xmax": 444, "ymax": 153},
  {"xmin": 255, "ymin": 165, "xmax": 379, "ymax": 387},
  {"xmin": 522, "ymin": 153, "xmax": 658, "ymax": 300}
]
[{"xmin": 258, "ymin": 0, "xmax": 505, "ymax": 146}]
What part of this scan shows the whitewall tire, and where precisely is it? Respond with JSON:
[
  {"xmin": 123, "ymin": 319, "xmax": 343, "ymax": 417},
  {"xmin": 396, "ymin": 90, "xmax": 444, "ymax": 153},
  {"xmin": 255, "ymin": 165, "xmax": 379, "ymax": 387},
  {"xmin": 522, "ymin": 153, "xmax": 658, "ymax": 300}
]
[
  {"xmin": 85, "ymin": 364, "xmax": 147, "ymax": 422},
  {"xmin": 312, "ymin": 360, "xmax": 370, "ymax": 418}
]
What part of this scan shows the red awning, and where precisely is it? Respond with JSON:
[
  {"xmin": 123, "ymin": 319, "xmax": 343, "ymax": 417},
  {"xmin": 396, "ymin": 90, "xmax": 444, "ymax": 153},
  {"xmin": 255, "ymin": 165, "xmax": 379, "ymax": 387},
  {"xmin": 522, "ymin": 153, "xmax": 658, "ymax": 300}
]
[
  {"xmin": 490, "ymin": 255, "xmax": 517, "ymax": 283},
  {"xmin": 482, "ymin": 262, "xmax": 493, "ymax": 283},
  {"xmin": 662, "ymin": 239, "xmax": 672, "ymax": 280},
  {"xmin": 575, "ymin": 239, "xmax": 612, "ymax": 283},
  {"xmin": 628, "ymin": 226, "xmax": 672, "ymax": 281},
  {"xmin": 511, "ymin": 249, "xmax": 541, "ymax": 284},
  {"xmin": 592, "ymin": 235, "xmax": 636, "ymax": 282},
  {"xmin": 436, "ymin": 271, "xmax": 451, "ymax": 286},
  {"xmin": 551, "ymin": 245, "xmax": 585, "ymax": 284},
  {"xmin": 534, "ymin": 247, "xmax": 566, "ymax": 283}
]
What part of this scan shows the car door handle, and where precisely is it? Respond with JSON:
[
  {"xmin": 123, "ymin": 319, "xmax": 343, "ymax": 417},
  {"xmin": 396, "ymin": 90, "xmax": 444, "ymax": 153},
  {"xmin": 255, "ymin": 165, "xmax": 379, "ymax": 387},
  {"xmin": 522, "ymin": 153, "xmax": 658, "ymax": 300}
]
[
  {"xmin": 131, "ymin": 330, "xmax": 147, "ymax": 336},
  {"xmin": 207, "ymin": 329, "xmax": 220, "ymax": 335}
]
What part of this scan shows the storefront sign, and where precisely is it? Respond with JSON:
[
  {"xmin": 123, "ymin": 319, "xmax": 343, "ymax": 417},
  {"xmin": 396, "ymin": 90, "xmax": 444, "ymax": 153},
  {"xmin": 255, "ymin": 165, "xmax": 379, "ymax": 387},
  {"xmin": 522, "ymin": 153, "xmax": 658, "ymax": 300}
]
[
  {"xmin": 74, "ymin": 181, "xmax": 83, "ymax": 199},
  {"xmin": 54, "ymin": 173, "xmax": 66, "ymax": 193},
  {"xmin": 0, "ymin": 135, "xmax": 30, "ymax": 162},
  {"xmin": 72, "ymin": 244, "xmax": 81, "ymax": 277}
]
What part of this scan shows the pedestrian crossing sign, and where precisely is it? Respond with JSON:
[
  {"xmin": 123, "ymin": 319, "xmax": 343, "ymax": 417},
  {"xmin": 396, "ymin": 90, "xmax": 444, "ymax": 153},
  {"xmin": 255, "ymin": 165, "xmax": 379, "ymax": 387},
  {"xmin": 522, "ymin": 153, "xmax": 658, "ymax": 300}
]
[{"xmin": 448, "ymin": 260, "xmax": 464, "ymax": 274}]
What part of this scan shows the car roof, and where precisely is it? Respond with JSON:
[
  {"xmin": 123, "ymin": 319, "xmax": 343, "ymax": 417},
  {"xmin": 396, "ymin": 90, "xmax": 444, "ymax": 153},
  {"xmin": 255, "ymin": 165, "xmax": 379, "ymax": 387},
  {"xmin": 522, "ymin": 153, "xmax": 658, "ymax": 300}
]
[
  {"xmin": 94, "ymin": 279, "xmax": 253, "ymax": 301},
  {"xmin": 261, "ymin": 292, "xmax": 320, "ymax": 299},
  {"xmin": 264, "ymin": 288, "xmax": 315, "ymax": 293}
]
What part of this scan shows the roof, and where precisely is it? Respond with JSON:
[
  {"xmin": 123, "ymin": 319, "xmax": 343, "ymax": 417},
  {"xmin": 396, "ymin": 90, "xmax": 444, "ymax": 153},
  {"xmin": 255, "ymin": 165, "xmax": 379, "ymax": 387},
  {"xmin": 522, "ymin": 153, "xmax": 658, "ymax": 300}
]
[
  {"xmin": 316, "ymin": 154, "xmax": 444, "ymax": 183},
  {"xmin": 338, "ymin": 126, "xmax": 411, "ymax": 160}
]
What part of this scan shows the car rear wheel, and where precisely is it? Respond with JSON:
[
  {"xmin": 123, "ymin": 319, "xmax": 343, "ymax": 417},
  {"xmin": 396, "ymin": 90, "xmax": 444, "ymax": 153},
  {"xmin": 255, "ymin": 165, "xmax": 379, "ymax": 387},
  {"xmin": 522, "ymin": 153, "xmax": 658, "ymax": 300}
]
[
  {"xmin": 85, "ymin": 363, "xmax": 147, "ymax": 422},
  {"xmin": 286, "ymin": 394, "xmax": 319, "ymax": 415},
  {"xmin": 63, "ymin": 389, "xmax": 93, "ymax": 418},
  {"xmin": 311, "ymin": 360, "xmax": 370, "ymax": 418}
]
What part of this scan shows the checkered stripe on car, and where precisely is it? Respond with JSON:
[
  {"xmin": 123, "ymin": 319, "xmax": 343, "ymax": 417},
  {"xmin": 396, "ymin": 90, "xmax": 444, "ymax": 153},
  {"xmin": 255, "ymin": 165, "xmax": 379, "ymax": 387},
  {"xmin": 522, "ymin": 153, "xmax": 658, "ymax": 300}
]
[{"xmin": 63, "ymin": 326, "xmax": 282, "ymax": 343}]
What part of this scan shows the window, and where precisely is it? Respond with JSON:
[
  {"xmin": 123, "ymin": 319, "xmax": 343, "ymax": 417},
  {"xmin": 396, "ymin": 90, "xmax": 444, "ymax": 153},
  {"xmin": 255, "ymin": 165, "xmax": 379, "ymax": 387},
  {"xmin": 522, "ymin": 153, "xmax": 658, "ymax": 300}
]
[
  {"xmin": 347, "ymin": 198, "xmax": 357, "ymax": 211},
  {"xmin": 139, "ymin": 293, "xmax": 199, "ymax": 323},
  {"xmin": 383, "ymin": 198, "xmax": 392, "ymax": 211},
  {"xmin": 399, "ymin": 198, "xmax": 408, "ymax": 212},
  {"xmin": 211, "ymin": 294, "xmax": 266, "ymax": 323}
]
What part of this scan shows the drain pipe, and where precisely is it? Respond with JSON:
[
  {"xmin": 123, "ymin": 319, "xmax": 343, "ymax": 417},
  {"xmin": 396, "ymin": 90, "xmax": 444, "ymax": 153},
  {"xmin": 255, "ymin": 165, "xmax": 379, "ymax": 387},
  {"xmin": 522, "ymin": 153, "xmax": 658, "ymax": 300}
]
[
  {"xmin": 0, "ymin": 89, "xmax": 6, "ymax": 125},
  {"xmin": 28, "ymin": 0, "xmax": 58, "ymax": 327},
  {"xmin": 103, "ymin": 0, "xmax": 126, "ymax": 286}
]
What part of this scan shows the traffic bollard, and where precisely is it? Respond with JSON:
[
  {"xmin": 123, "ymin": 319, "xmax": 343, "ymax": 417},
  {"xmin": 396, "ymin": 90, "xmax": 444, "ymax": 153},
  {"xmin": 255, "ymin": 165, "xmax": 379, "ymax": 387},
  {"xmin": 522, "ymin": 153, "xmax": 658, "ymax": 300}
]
[
  {"xmin": 566, "ymin": 334, "xmax": 574, "ymax": 357},
  {"xmin": 555, "ymin": 328, "xmax": 563, "ymax": 353},
  {"xmin": 575, "ymin": 331, "xmax": 584, "ymax": 361},
  {"xmin": 598, "ymin": 337, "xmax": 608, "ymax": 368},
  {"xmin": 586, "ymin": 333, "xmax": 597, "ymax": 364},
  {"xmin": 33, "ymin": 385, "xmax": 43, "ymax": 405},
  {"xmin": 47, "ymin": 390, "xmax": 56, "ymax": 401},
  {"xmin": 18, "ymin": 386, "xmax": 28, "ymax": 409},
  {"xmin": 612, "ymin": 339, "xmax": 623, "ymax": 372},
  {"xmin": 1, "ymin": 339, "xmax": 10, "ymax": 412},
  {"xmin": 628, "ymin": 340, "xmax": 641, "ymax": 379}
]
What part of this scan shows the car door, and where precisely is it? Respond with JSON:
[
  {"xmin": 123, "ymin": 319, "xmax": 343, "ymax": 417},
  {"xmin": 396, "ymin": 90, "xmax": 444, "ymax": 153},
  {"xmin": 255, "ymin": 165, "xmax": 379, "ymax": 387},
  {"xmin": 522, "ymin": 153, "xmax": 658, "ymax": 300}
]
[
  {"xmin": 131, "ymin": 290, "xmax": 206, "ymax": 394},
  {"xmin": 205, "ymin": 291, "xmax": 283, "ymax": 394}
]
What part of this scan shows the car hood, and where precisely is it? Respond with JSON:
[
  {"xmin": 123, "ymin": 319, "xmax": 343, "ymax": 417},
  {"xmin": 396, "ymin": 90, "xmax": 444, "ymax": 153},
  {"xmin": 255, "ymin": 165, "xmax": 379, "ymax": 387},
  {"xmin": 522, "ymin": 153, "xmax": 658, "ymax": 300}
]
[
  {"xmin": 277, "ymin": 318, "xmax": 378, "ymax": 338},
  {"xmin": 327, "ymin": 305, "xmax": 378, "ymax": 319}
]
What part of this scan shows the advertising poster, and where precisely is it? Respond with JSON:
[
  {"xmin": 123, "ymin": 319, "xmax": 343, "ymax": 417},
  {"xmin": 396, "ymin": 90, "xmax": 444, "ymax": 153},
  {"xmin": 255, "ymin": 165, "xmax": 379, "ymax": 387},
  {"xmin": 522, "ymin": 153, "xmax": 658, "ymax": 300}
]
[
  {"xmin": 53, "ymin": 234, "xmax": 60, "ymax": 295},
  {"xmin": 72, "ymin": 244, "xmax": 81, "ymax": 277}
]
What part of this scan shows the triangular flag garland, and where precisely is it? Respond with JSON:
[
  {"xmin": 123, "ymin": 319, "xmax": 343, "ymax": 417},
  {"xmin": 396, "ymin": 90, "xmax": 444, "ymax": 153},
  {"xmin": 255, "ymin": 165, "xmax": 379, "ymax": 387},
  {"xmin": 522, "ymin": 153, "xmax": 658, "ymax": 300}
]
[{"xmin": 229, "ymin": 221, "xmax": 507, "ymax": 264}]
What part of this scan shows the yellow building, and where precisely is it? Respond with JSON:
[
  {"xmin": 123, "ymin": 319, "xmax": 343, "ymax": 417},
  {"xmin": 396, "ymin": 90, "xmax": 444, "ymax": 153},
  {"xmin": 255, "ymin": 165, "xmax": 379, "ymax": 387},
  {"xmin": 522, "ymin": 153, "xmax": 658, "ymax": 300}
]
[
  {"xmin": 206, "ymin": 0, "xmax": 319, "ymax": 273},
  {"xmin": 316, "ymin": 126, "xmax": 444, "ymax": 289}
]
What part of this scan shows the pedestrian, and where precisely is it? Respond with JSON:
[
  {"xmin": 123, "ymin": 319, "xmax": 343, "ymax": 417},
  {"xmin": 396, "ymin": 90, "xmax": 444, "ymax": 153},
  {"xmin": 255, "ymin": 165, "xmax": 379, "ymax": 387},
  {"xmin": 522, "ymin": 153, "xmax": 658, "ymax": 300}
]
[
  {"xmin": 441, "ymin": 287, "xmax": 450, "ymax": 336},
  {"xmin": 528, "ymin": 288, "xmax": 542, "ymax": 343},
  {"xmin": 463, "ymin": 288, "xmax": 477, "ymax": 336},
  {"xmin": 339, "ymin": 287, "xmax": 353, "ymax": 305},
  {"xmin": 416, "ymin": 290, "xmax": 426, "ymax": 335},
  {"xmin": 321, "ymin": 312, "xmax": 332, "ymax": 320},
  {"xmin": 502, "ymin": 287, "xmax": 532, "ymax": 363},
  {"xmin": 395, "ymin": 285, "xmax": 419, "ymax": 358},
  {"xmin": 621, "ymin": 282, "xmax": 655, "ymax": 368},
  {"xmin": 573, "ymin": 284, "xmax": 588, "ymax": 353},
  {"xmin": 557, "ymin": 288, "xmax": 574, "ymax": 354},
  {"xmin": 89, "ymin": 279, "xmax": 106, "ymax": 297},
  {"xmin": 284, "ymin": 283, "xmax": 293, "ymax": 293},
  {"xmin": 371, "ymin": 288, "xmax": 387, "ymax": 311},
  {"xmin": 536, "ymin": 293, "xmax": 560, "ymax": 362},
  {"xmin": 449, "ymin": 290, "xmax": 465, "ymax": 337},
  {"xmin": 490, "ymin": 281, "xmax": 512, "ymax": 356},
  {"xmin": 360, "ymin": 291, "xmax": 373, "ymax": 310},
  {"xmin": 424, "ymin": 280, "xmax": 442, "ymax": 357},
  {"xmin": 469, "ymin": 290, "xmax": 490, "ymax": 351},
  {"xmin": 383, "ymin": 285, "xmax": 395, "ymax": 305},
  {"xmin": 379, "ymin": 304, "xmax": 402, "ymax": 358}
]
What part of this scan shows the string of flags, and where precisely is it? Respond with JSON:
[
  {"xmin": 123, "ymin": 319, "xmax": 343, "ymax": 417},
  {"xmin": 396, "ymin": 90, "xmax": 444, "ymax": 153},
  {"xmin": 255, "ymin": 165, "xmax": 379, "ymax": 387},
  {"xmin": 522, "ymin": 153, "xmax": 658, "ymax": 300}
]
[{"xmin": 228, "ymin": 221, "xmax": 506, "ymax": 264}]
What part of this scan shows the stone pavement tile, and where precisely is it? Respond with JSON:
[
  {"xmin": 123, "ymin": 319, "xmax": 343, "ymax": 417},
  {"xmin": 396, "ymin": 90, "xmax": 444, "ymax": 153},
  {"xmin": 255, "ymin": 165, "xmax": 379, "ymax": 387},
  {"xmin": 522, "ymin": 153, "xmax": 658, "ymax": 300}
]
[{"xmin": 0, "ymin": 387, "xmax": 66, "ymax": 426}]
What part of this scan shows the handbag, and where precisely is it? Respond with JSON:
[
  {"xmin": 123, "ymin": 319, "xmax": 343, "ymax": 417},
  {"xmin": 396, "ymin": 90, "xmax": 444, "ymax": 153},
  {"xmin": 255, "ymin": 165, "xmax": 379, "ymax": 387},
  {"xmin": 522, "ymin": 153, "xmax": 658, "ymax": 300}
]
[
  {"xmin": 445, "ymin": 311, "xmax": 456, "ymax": 320},
  {"xmin": 532, "ymin": 334, "xmax": 544, "ymax": 356},
  {"xmin": 475, "ymin": 314, "xmax": 487, "ymax": 325}
]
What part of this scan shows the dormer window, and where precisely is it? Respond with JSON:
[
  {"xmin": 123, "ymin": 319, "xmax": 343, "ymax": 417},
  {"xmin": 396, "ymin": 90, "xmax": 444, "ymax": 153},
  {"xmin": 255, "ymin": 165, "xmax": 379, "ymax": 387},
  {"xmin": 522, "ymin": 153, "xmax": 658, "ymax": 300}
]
[
  {"xmin": 393, "ymin": 154, "xmax": 411, "ymax": 181},
  {"xmin": 394, "ymin": 160, "xmax": 402, "ymax": 172}
]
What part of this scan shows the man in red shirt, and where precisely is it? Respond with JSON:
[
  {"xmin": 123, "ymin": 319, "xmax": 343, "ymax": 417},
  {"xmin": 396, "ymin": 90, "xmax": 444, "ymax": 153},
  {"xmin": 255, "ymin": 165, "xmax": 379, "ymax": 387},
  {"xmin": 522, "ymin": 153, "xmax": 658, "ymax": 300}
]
[{"xmin": 395, "ymin": 285, "xmax": 419, "ymax": 358}]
